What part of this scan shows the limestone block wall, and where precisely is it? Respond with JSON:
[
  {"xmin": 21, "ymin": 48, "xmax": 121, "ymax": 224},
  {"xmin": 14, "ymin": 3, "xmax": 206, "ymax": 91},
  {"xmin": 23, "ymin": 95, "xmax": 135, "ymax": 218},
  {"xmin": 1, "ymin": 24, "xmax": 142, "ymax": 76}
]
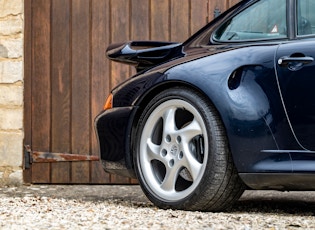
[{"xmin": 0, "ymin": 0, "xmax": 24, "ymax": 185}]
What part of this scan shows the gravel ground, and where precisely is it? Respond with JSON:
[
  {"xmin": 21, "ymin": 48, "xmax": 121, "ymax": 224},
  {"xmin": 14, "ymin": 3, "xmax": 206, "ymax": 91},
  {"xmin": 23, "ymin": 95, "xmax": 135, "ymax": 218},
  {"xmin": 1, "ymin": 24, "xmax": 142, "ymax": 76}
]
[{"xmin": 0, "ymin": 185, "xmax": 315, "ymax": 229}]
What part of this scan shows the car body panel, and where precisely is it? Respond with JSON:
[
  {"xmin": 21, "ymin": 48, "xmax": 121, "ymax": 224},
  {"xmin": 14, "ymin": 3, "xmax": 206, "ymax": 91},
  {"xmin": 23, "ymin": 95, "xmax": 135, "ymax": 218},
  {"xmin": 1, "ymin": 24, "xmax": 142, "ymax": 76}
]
[
  {"xmin": 164, "ymin": 45, "xmax": 285, "ymax": 172},
  {"xmin": 95, "ymin": 0, "xmax": 315, "ymax": 190},
  {"xmin": 276, "ymin": 40, "xmax": 315, "ymax": 151}
]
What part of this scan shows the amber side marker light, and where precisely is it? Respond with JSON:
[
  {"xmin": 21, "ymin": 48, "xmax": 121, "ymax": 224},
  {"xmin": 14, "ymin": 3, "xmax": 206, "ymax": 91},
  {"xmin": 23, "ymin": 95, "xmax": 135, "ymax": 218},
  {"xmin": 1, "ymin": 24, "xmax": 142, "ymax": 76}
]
[{"xmin": 103, "ymin": 93, "xmax": 113, "ymax": 110}]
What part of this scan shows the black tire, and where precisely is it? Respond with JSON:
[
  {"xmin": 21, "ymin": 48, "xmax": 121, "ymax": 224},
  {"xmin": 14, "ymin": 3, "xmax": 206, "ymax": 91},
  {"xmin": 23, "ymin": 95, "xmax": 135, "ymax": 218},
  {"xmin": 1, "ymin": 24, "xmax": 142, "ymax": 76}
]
[{"xmin": 133, "ymin": 87, "xmax": 245, "ymax": 211}]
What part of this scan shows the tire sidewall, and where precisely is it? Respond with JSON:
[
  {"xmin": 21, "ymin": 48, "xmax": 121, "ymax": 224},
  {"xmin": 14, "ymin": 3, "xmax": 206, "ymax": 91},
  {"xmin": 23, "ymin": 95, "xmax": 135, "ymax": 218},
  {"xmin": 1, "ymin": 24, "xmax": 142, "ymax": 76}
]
[{"xmin": 134, "ymin": 87, "xmax": 229, "ymax": 210}]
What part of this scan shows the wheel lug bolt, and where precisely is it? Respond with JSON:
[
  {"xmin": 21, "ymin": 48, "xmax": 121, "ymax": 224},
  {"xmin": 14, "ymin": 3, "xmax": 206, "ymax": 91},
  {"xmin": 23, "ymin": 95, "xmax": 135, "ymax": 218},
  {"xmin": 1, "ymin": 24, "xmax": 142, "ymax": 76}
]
[
  {"xmin": 161, "ymin": 149, "xmax": 167, "ymax": 157},
  {"xmin": 169, "ymin": 159, "xmax": 174, "ymax": 167}
]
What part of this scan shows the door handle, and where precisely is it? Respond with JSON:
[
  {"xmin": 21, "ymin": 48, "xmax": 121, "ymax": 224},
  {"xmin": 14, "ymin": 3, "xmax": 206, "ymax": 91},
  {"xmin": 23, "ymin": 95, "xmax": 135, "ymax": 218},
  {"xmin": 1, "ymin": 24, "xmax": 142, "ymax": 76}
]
[{"xmin": 278, "ymin": 56, "xmax": 314, "ymax": 66}]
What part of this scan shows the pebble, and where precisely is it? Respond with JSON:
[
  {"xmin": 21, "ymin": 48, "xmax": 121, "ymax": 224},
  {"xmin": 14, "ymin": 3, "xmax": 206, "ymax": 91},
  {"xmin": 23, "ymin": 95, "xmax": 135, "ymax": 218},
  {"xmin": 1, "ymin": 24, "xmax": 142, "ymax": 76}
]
[{"xmin": 0, "ymin": 185, "xmax": 315, "ymax": 229}]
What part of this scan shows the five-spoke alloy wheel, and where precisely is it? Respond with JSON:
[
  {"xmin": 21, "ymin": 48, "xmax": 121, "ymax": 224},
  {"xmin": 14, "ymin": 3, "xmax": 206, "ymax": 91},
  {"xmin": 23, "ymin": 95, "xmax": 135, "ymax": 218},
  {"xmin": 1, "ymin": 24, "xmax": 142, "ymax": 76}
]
[{"xmin": 134, "ymin": 87, "xmax": 244, "ymax": 211}]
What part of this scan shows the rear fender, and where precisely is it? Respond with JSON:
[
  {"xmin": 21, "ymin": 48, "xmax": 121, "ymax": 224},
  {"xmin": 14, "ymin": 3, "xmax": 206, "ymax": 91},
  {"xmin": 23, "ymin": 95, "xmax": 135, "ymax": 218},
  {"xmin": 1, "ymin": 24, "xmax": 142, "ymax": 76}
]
[{"xmin": 164, "ymin": 47, "xmax": 290, "ymax": 173}]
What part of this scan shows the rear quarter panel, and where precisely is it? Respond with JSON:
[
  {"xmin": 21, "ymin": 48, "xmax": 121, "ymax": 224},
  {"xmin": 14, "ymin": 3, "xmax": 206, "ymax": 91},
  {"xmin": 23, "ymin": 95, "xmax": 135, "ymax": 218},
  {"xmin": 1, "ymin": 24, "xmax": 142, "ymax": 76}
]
[{"xmin": 165, "ymin": 45, "xmax": 295, "ymax": 172}]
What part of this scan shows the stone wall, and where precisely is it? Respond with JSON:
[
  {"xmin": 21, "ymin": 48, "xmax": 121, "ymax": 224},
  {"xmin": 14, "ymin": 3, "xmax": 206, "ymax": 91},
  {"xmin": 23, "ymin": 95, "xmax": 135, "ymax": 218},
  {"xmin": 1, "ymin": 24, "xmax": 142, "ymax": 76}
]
[{"xmin": 0, "ymin": 0, "xmax": 24, "ymax": 186}]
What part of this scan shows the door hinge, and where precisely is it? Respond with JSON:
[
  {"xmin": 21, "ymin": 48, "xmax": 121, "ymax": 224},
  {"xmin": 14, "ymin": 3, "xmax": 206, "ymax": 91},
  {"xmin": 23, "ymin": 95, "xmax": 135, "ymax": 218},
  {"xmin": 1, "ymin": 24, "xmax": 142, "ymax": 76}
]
[{"xmin": 23, "ymin": 145, "xmax": 99, "ymax": 169}]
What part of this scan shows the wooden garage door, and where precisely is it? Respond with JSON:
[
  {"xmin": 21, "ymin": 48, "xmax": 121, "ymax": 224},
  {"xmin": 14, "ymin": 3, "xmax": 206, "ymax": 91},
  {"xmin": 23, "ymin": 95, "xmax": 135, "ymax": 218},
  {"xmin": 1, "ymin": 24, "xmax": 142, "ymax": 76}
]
[{"xmin": 23, "ymin": 0, "xmax": 239, "ymax": 184}]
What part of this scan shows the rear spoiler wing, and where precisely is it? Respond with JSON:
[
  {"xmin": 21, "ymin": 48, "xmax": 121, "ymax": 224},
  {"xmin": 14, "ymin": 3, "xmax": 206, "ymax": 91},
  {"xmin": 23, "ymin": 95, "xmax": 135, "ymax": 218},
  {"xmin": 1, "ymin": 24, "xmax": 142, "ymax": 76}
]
[{"xmin": 106, "ymin": 41, "xmax": 184, "ymax": 71}]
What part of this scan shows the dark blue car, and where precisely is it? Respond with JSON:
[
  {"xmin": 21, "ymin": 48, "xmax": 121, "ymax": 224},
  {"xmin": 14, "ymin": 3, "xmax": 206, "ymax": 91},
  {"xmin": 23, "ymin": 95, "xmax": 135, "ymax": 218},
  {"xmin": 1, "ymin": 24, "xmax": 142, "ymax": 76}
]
[{"xmin": 95, "ymin": 0, "xmax": 315, "ymax": 211}]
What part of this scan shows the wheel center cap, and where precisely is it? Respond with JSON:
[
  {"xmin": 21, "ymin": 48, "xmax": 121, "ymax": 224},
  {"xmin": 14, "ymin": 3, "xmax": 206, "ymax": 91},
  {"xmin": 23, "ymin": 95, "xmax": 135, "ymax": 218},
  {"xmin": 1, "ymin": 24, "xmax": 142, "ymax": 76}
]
[{"xmin": 170, "ymin": 145, "xmax": 178, "ymax": 156}]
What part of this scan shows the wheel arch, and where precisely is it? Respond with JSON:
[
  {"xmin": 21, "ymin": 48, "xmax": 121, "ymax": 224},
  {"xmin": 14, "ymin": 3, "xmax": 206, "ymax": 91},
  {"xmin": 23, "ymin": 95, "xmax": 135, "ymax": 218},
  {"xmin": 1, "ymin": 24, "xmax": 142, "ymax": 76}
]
[
  {"xmin": 128, "ymin": 80, "xmax": 228, "ymax": 170},
  {"xmin": 134, "ymin": 81, "xmax": 212, "ymax": 118}
]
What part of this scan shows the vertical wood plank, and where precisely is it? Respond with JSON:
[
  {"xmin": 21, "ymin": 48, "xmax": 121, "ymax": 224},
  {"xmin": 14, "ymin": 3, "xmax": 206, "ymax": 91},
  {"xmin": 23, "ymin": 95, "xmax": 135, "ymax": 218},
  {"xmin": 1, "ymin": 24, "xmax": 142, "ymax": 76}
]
[
  {"xmin": 208, "ymin": 0, "xmax": 229, "ymax": 21},
  {"xmin": 23, "ymin": 0, "xmax": 32, "ymax": 183},
  {"xmin": 170, "ymin": 0, "xmax": 190, "ymax": 42},
  {"xmin": 129, "ymin": 0, "xmax": 149, "ymax": 81},
  {"xmin": 90, "ymin": 0, "xmax": 111, "ymax": 184},
  {"xmin": 131, "ymin": 0, "xmax": 149, "ymax": 40},
  {"xmin": 190, "ymin": 0, "xmax": 208, "ymax": 35},
  {"xmin": 50, "ymin": 0, "xmax": 71, "ymax": 183},
  {"xmin": 150, "ymin": 0, "xmax": 170, "ymax": 41},
  {"xmin": 71, "ymin": 0, "xmax": 91, "ymax": 183},
  {"xmin": 109, "ymin": 0, "xmax": 132, "ymax": 184},
  {"xmin": 110, "ymin": 0, "xmax": 130, "ymax": 88},
  {"xmin": 31, "ymin": 0, "xmax": 51, "ymax": 183},
  {"xmin": 110, "ymin": 174, "xmax": 131, "ymax": 185},
  {"xmin": 229, "ymin": 0, "xmax": 241, "ymax": 8}
]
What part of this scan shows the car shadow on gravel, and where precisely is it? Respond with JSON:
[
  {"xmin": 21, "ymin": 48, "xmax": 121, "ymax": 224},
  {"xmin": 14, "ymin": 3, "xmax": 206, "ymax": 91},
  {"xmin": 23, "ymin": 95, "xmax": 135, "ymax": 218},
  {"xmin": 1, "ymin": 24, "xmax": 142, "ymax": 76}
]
[
  {"xmin": 230, "ymin": 190, "xmax": 315, "ymax": 215},
  {"xmin": 100, "ymin": 189, "xmax": 315, "ymax": 215},
  {"xmin": 81, "ymin": 189, "xmax": 315, "ymax": 215},
  {"xmin": 232, "ymin": 199, "xmax": 315, "ymax": 215}
]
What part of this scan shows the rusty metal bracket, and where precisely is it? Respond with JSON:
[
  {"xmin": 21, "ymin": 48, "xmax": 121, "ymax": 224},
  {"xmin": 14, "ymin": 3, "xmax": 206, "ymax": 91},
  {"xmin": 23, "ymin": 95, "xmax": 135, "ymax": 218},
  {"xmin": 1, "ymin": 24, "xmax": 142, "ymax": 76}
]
[{"xmin": 24, "ymin": 145, "xmax": 99, "ymax": 169}]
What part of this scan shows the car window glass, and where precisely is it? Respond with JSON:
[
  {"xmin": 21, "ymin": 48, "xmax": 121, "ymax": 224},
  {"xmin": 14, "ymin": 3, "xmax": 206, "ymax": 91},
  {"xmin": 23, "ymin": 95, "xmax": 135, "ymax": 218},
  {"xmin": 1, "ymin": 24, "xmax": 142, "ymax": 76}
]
[
  {"xmin": 214, "ymin": 0, "xmax": 287, "ymax": 41},
  {"xmin": 297, "ymin": 0, "xmax": 315, "ymax": 36}
]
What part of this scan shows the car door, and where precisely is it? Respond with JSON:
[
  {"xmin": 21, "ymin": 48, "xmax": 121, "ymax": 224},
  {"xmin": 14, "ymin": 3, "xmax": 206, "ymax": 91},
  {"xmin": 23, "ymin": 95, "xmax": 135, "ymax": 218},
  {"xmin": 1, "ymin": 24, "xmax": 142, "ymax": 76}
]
[
  {"xmin": 276, "ymin": 41, "xmax": 315, "ymax": 151},
  {"xmin": 275, "ymin": 0, "xmax": 315, "ymax": 152}
]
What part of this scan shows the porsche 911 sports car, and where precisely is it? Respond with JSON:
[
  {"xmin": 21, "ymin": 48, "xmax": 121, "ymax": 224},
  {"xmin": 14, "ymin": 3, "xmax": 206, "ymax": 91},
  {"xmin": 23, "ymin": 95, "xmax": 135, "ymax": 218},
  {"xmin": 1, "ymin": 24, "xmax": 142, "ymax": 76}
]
[{"xmin": 95, "ymin": 0, "xmax": 315, "ymax": 211}]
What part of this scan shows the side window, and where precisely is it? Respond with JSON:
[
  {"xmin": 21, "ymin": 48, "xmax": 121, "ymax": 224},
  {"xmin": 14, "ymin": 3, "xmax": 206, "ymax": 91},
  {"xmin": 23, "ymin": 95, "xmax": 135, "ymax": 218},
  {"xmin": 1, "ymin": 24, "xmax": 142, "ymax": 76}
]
[
  {"xmin": 214, "ymin": 0, "xmax": 287, "ymax": 41},
  {"xmin": 297, "ymin": 0, "xmax": 315, "ymax": 36}
]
